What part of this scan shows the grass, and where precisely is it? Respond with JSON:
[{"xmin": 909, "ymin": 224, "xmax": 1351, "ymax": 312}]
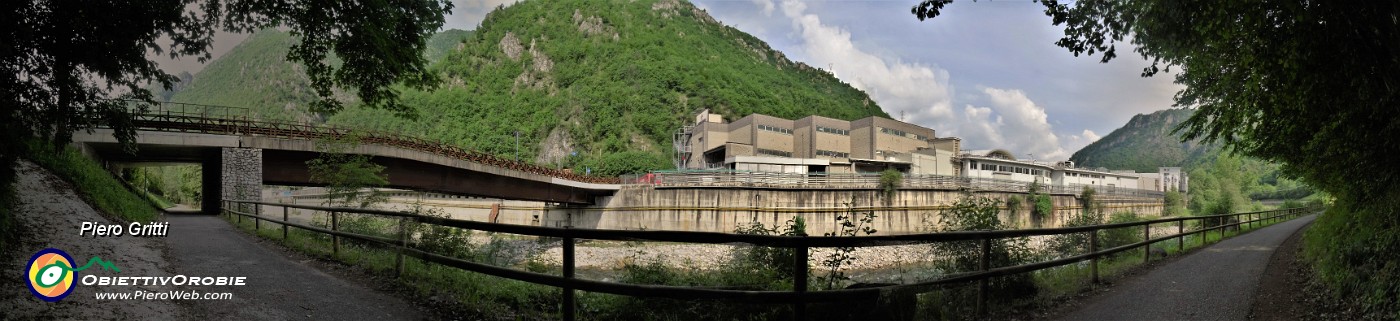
[
  {"xmin": 23, "ymin": 139, "xmax": 158, "ymax": 222},
  {"xmin": 1014, "ymin": 211, "xmax": 1308, "ymax": 318},
  {"xmin": 226, "ymin": 212, "xmax": 559, "ymax": 319}
]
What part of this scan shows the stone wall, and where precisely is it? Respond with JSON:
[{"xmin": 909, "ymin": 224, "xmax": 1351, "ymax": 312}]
[{"xmin": 221, "ymin": 148, "xmax": 262, "ymax": 212}]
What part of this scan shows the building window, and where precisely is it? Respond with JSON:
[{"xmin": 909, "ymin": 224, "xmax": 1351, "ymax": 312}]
[
  {"xmin": 914, "ymin": 134, "xmax": 931, "ymax": 141},
  {"xmin": 879, "ymin": 127, "xmax": 908, "ymax": 138},
  {"xmin": 758, "ymin": 124, "xmax": 792, "ymax": 135},
  {"xmin": 757, "ymin": 148, "xmax": 791, "ymax": 157},
  {"xmin": 816, "ymin": 150, "xmax": 849, "ymax": 158},
  {"xmin": 816, "ymin": 126, "xmax": 849, "ymax": 136},
  {"xmin": 981, "ymin": 164, "xmax": 996, "ymax": 171}
]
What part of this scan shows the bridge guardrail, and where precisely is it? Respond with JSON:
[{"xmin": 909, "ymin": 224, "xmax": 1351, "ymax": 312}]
[
  {"xmin": 110, "ymin": 100, "xmax": 619, "ymax": 184},
  {"xmin": 224, "ymin": 198, "xmax": 1317, "ymax": 320}
]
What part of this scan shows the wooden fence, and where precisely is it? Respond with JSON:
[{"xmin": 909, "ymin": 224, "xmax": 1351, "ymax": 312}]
[{"xmin": 223, "ymin": 199, "xmax": 1316, "ymax": 320}]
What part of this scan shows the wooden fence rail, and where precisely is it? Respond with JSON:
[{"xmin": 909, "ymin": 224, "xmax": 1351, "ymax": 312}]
[{"xmin": 224, "ymin": 199, "xmax": 1317, "ymax": 320}]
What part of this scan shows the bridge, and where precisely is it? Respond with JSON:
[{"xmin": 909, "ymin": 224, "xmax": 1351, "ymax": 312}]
[{"xmin": 72, "ymin": 105, "xmax": 622, "ymax": 214}]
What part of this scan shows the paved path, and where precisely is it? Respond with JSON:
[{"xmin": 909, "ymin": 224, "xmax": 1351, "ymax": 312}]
[
  {"xmin": 1055, "ymin": 214, "xmax": 1317, "ymax": 321},
  {"xmin": 165, "ymin": 215, "xmax": 423, "ymax": 320}
]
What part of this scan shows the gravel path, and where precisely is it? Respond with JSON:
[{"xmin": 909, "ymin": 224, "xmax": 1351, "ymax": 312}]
[
  {"xmin": 1054, "ymin": 214, "xmax": 1318, "ymax": 321},
  {"xmin": 165, "ymin": 215, "xmax": 424, "ymax": 320},
  {"xmin": 1, "ymin": 160, "xmax": 186, "ymax": 320}
]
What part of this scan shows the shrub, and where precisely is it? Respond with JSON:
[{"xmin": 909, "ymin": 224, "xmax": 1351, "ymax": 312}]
[
  {"xmin": 1047, "ymin": 207, "xmax": 1104, "ymax": 257},
  {"xmin": 1163, "ymin": 190, "xmax": 1186, "ymax": 216},
  {"xmin": 1101, "ymin": 211, "xmax": 1144, "ymax": 251},
  {"xmin": 922, "ymin": 195, "xmax": 1038, "ymax": 319},
  {"xmin": 1004, "ymin": 195, "xmax": 1023, "ymax": 219},
  {"xmin": 878, "ymin": 169, "xmax": 902, "ymax": 202}
]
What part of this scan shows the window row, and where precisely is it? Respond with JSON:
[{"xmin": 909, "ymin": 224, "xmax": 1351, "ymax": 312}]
[
  {"xmin": 978, "ymin": 162, "xmax": 1047, "ymax": 176},
  {"xmin": 759, "ymin": 124, "xmax": 792, "ymax": 135},
  {"xmin": 879, "ymin": 127, "xmax": 908, "ymax": 138},
  {"xmin": 816, "ymin": 126, "xmax": 850, "ymax": 136},
  {"xmin": 816, "ymin": 150, "xmax": 849, "ymax": 158},
  {"xmin": 757, "ymin": 148, "xmax": 792, "ymax": 157},
  {"xmin": 1067, "ymin": 172, "xmax": 1104, "ymax": 179}
]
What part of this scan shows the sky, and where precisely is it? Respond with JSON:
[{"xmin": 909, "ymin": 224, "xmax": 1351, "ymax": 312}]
[{"xmin": 157, "ymin": 0, "xmax": 1184, "ymax": 161}]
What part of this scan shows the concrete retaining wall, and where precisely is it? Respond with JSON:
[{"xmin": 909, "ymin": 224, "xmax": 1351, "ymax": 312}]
[{"xmin": 532, "ymin": 186, "xmax": 1165, "ymax": 235}]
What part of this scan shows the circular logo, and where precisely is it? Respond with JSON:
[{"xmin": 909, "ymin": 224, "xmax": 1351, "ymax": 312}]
[{"xmin": 27, "ymin": 248, "xmax": 77, "ymax": 302}]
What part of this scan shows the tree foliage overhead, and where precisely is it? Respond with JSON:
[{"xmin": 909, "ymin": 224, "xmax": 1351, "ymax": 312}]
[{"xmin": 1, "ymin": 0, "xmax": 453, "ymax": 162}]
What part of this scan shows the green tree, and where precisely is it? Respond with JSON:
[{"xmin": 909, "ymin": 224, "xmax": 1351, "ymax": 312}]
[
  {"xmin": 1, "ymin": 0, "xmax": 453, "ymax": 213},
  {"xmin": 913, "ymin": 1, "xmax": 1398, "ymax": 315},
  {"xmin": 306, "ymin": 134, "xmax": 388, "ymax": 208}
]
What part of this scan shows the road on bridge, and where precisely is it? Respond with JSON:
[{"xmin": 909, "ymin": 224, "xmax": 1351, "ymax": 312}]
[
  {"xmin": 166, "ymin": 215, "xmax": 423, "ymax": 320},
  {"xmin": 1053, "ymin": 214, "xmax": 1317, "ymax": 321}
]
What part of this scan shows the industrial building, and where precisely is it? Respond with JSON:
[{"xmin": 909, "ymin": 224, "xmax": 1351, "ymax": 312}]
[
  {"xmin": 675, "ymin": 109, "xmax": 960, "ymax": 175},
  {"xmin": 673, "ymin": 110, "xmax": 1185, "ymax": 193}
]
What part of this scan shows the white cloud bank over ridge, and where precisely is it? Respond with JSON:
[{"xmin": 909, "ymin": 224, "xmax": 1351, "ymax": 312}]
[{"xmin": 766, "ymin": 0, "xmax": 1095, "ymax": 160}]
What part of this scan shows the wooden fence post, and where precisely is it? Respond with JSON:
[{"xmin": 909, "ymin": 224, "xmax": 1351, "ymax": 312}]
[
  {"xmin": 794, "ymin": 244, "xmax": 809, "ymax": 321},
  {"xmin": 1143, "ymin": 223, "xmax": 1151, "ymax": 264},
  {"xmin": 332, "ymin": 211, "xmax": 340, "ymax": 257},
  {"xmin": 977, "ymin": 238, "xmax": 991, "ymax": 316},
  {"xmin": 396, "ymin": 216, "xmax": 407, "ymax": 277},
  {"xmin": 563, "ymin": 235, "xmax": 576, "ymax": 321},
  {"xmin": 255, "ymin": 203, "xmax": 261, "ymax": 231},
  {"xmin": 1090, "ymin": 230, "xmax": 1100, "ymax": 284},
  {"xmin": 282, "ymin": 206, "xmax": 289, "ymax": 241},
  {"xmin": 1177, "ymin": 219, "xmax": 1184, "ymax": 252}
]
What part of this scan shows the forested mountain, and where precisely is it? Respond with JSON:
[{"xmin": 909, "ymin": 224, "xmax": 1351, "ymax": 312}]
[
  {"xmin": 159, "ymin": 0, "xmax": 886, "ymax": 176},
  {"xmin": 1068, "ymin": 108, "xmax": 1224, "ymax": 172},
  {"xmin": 159, "ymin": 29, "xmax": 475, "ymax": 122},
  {"xmin": 327, "ymin": 0, "xmax": 887, "ymax": 175},
  {"xmin": 1068, "ymin": 108, "xmax": 1316, "ymax": 213}
]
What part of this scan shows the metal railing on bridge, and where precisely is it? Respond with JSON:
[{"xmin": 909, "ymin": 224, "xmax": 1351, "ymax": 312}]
[
  {"xmin": 111, "ymin": 100, "xmax": 620, "ymax": 184},
  {"xmin": 223, "ymin": 198, "xmax": 1317, "ymax": 320},
  {"xmin": 621, "ymin": 171, "xmax": 1166, "ymax": 198}
]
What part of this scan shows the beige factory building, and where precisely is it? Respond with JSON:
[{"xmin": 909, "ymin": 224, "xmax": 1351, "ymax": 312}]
[{"xmin": 677, "ymin": 109, "xmax": 960, "ymax": 175}]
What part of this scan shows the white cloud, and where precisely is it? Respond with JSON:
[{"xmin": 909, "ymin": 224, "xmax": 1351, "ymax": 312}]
[
  {"xmin": 766, "ymin": 0, "xmax": 1082, "ymax": 159},
  {"xmin": 752, "ymin": 0, "xmax": 775, "ymax": 17},
  {"xmin": 773, "ymin": 0, "xmax": 957, "ymax": 138},
  {"xmin": 1081, "ymin": 129, "xmax": 1101, "ymax": 142},
  {"xmin": 962, "ymin": 87, "xmax": 1068, "ymax": 160}
]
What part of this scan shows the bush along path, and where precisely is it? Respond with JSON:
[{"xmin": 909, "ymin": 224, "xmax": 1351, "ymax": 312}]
[{"xmin": 1052, "ymin": 213, "xmax": 1318, "ymax": 320}]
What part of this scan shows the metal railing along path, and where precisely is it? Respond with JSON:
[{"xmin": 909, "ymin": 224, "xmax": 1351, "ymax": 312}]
[{"xmin": 223, "ymin": 198, "xmax": 1317, "ymax": 320}]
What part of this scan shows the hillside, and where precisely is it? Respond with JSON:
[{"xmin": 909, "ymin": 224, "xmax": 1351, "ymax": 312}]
[
  {"xmin": 325, "ymin": 0, "xmax": 888, "ymax": 175},
  {"xmin": 160, "ymin": 29, "xmax": 475, "ymax": 122},
  {"xmin": 1068, "ymin": 108, "xmax": 1216, "ymax": 172},
  {"xmin": 163, "ymin": 30, "xmax": 324, "ymax": 122},
  {"xmin": 1068, "ymin": 108, "xmax": 1315, "ymax": 213}
]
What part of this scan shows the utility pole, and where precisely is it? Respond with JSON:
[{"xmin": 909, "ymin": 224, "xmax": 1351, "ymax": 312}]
[{"xmin": 514, "ymin": 131, "xmax": 520, "ymax": 162}]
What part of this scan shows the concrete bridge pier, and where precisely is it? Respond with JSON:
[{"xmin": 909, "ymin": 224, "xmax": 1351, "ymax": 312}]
[
  {"xmin": 217, "ymin": 148, "xmax": 262, "ymax": 214},
  {"xmin": 201, "ymin": 151, "xmax": 222, "ymax": 214}
]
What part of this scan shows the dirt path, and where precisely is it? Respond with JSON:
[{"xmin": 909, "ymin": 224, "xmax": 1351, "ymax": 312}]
[
  {"xmin": 1053, "ymin": 214, "xmax": 1317, "ymax": 321},
  {"xmin": 2, "ymin": 160, "xmax": 425, "ymax": 320},
  {"xmin": 1, "ymin": 160, "xmax": 186, "ymax": 320},
  {"xmin": 164, "ymin": 215, "xmax": 424, "ymax": 320}
]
